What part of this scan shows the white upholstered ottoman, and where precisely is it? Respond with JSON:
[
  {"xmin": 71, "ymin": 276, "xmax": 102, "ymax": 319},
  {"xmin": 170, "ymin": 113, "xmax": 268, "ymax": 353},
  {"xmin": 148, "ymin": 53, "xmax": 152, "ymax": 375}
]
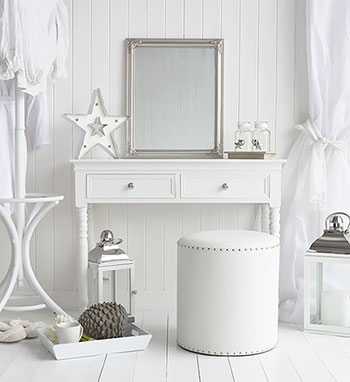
[{"xmin": 177, "ymin": 230, "xmax": 280, "ymax": 356}]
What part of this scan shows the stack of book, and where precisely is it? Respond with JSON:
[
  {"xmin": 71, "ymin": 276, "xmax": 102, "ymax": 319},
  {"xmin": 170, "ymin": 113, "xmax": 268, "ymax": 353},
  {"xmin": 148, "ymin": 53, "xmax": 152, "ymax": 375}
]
[{"xmin": 225, "ymin": 151, "xmax": 277, "ymax": 160}]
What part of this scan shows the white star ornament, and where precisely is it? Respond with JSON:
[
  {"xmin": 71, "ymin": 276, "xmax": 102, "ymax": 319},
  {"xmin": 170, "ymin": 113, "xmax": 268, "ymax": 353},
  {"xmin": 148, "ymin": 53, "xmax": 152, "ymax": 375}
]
[{"xmin": 63, "ymin": 88, "xmax": 128, "ymax": 159}]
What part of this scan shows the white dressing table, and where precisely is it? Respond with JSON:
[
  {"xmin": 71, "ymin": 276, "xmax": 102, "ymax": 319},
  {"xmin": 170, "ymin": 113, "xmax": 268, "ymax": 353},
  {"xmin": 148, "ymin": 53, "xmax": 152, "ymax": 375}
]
[{"xmin": 71, "ymin": 158, "xmax": 285, "ymax": 309}]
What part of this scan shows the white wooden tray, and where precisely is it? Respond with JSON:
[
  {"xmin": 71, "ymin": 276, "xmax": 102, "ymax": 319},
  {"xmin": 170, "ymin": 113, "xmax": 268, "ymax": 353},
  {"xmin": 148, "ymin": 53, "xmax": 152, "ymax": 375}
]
[{"xmin": 37, "ymin": 323, "xmax": 152, "ymax": 360}]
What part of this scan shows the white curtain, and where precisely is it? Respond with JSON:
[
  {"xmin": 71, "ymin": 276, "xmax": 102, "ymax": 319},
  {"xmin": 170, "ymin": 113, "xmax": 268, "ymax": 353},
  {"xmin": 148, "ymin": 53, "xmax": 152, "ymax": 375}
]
[{"xmin": 279, "ymin": 0, "xmax": 350, "ymax": 322}]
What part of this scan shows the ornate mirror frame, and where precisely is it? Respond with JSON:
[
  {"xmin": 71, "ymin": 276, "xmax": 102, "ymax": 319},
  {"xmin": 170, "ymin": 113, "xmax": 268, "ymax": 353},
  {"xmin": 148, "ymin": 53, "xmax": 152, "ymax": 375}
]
[{"xmin": 126, "ymin": 38, "xmax": 224, "ymax": 159}]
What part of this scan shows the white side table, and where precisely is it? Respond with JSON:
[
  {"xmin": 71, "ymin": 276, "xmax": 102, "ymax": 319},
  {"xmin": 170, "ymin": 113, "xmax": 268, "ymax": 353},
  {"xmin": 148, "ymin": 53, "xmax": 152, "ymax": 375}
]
[
  {"xmin": 72, "ymin": 159, "xmax": 286, "ymax": 310},
  {"xmin": 88, "ymin": 259, "xmax": 136, "ymax": 318}
]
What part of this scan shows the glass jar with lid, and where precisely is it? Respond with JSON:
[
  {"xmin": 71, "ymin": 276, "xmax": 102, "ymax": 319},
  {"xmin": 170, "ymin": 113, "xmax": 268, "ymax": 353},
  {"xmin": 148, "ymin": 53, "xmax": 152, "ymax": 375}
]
[
  {"xmin": 234, "ymin": 122, "xmax": 252, "ymax": 151},
  {"xmin": 252, "ymin": 121, "xmax": 271, "ymax": 152}
]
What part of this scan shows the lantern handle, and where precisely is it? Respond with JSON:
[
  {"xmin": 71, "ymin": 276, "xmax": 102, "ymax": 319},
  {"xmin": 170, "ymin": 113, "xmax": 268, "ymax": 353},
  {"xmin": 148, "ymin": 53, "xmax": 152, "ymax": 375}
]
[{"xmin": 325, "ymin": 212, "xmax": 350, "ymax": 233}]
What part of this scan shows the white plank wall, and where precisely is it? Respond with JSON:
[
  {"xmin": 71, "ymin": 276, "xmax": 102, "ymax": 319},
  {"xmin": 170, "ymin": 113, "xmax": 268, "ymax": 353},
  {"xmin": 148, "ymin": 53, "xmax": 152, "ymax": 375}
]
[{"xmin": 0, "ymin": 0, "xmax": 307, "ymax": 307}]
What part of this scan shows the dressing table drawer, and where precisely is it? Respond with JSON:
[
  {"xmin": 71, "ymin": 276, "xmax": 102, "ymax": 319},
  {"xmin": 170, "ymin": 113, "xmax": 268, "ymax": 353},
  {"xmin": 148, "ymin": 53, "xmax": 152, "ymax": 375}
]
[
  {"xmin": 180, "ymin": 173, "xmax": 270, "ymax": 199},
  {"xmin": 87, "ymin": 174, "xmax": 176, "ymax": 199}
]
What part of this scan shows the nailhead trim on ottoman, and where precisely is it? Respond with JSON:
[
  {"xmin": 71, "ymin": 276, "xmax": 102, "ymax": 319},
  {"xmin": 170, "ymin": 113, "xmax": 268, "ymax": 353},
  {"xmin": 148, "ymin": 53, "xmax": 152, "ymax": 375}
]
[{"xmin": 177, "ymin": 341, "xmax": 278, "ymax": 356}]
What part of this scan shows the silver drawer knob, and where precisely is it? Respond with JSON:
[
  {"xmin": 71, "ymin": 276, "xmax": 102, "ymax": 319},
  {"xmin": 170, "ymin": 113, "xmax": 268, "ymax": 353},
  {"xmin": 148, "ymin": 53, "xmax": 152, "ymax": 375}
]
[
  {"xmin": 221, "ymin": 183, "xmax": 229, "ymax": 190},
  {"xmin": 128, "ymin": 182, "xmax": 135, "ymax": 190}
]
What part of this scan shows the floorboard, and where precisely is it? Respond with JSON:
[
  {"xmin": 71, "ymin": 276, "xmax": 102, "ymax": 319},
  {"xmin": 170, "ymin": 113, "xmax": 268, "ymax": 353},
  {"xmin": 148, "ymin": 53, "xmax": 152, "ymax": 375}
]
[
  {"xmin": 229, "ymin": 355, "xmax": 268, "ymax": 382},
  {"xmin": 133, "ymin": 311, "xmax": 168, "ymax": 382},
  {"xmin": 33, "ymin": 352, "xmax": 105, "ymax": 382},
  {"xmin": 0, "ymin": 309, "xmax": 349, "ymax": 382},
  {"xmin": 278, "ymin": 322, "xmax": 336, "ymax": 382},
  {"xmin": 198, "ymin": 355, "xmax": 234, "ymax": 382},
  {"xmin": 333, "ymin": 334, "xmax": 350, "ymax": 359},
  {"xmin": 0, "ymin": 307, "xmax": 53, "ymax": 380},
  {"xmin": 99, "ymin": 312, "xmax": 145, "ymax": 382},
  {"xmin": 258, "ymin": 342, "xmax": 302, "ymax": 382},
  {"xmin": 297, "ymin": 327, "xmax": 350, "ymax": 382},
  {"xmin": 0, "ymin": 339, "xmax": 48, "ymax": 382},
  {"xmin": 0, "ymin": 340, "xmax": 30, "ymax": 379},
  {"xmin": 167, "ymin": 311, "xmax": 200, "ymax": 382}
]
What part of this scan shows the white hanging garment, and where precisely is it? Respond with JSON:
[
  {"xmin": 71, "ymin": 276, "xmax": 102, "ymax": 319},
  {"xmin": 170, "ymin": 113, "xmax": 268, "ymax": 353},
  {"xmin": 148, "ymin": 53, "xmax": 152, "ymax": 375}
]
[
  {"xmin": 279, "ymin": 0, "xmax": 350, "ymax": 322},
  {"xmin": 0, "ymin": 0, "xmax": 69, "ymax": 95},
  {"xmin": 0, "ymin": 0, "xmax": 68, "ymax": 200}
]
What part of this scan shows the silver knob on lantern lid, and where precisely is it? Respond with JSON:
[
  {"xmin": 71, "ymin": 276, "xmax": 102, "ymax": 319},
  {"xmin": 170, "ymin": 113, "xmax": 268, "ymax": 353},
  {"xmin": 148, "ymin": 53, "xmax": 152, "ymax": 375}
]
[
  {"xmin": 328, "ymin": 215, "xmax": 344, "ymax": 232},
  {"xmin": 100, "ymin": 229, "xmax": 114, "ymax": 242},
  {"xmin": 98, "ymin": 230, "xmax": 123, "ymax": 248}
]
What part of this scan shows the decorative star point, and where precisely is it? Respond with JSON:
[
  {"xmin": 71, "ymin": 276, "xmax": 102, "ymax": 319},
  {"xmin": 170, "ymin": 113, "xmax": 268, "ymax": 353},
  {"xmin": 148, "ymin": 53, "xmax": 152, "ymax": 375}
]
[{"xmin": 63, "ymin": 88, "xmax": 128, "ymax": 159}]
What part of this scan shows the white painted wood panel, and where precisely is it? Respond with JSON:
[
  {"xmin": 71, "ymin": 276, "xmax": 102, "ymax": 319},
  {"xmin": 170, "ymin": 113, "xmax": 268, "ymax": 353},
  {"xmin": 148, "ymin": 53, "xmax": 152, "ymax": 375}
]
[
  {"xmin": 239, "ymin": 0, "xmax": 259, "ymax": 122},
  {"xmin": 165, "ymin": 0, "xmax": 183, "ymax": 38},
  {"xmin": 145, "ymin": 205, "xmax": 164, "ymax": 290},
  {"xmin": 275, "ymin": 0, "xmax": 297, "ymax": 156},
  {"xmin": 2, "ymin": 0, "xmax": 307, "ymax": 303},
  {"xmin": 184, "ymin": 0, "xmax": 202, "ymax": 38},
  {"xmin": 258, "ymin": 0, "xmax": 277, "ymax": 150},
  {"xmin": 53, "ymin": 0, "xmax": 73, "ymax": 291},
  {"xmin": 127, "ymin": 205, "xmax": 146, "ymax": 291},
  {"xmin": 129, "ymin": 0, "xmax": 147, "ymax": 38},
  {"xmin": 203, "ymin": 0, "xmax": 221, "ymax": 39},
  {"xmin": 148, "ymin": 0, "xmax": 166, "ymax": 38},
  {"xmin": 163, "ymin": 205, "xmax": 182, "ymax": 291}
]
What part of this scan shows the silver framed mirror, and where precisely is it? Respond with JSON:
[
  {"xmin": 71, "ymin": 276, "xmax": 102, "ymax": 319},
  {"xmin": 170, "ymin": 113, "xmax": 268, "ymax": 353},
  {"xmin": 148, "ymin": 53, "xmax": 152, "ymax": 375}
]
[{"xmin": 126, "ymin": 38, "xmax": 224, "ymax": 158}]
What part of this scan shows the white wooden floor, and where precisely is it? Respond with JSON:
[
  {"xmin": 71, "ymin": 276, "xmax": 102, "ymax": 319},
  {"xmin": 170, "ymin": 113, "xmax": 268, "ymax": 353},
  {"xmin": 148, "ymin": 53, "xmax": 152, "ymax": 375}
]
[{"xmin": 0, "ymin": 309, "xmax": 350, "ymax": 382}]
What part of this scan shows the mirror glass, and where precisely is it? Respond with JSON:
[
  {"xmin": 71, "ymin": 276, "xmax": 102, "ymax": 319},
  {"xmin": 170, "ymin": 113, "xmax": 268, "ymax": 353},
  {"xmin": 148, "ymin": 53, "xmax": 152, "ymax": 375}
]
[
  {"xmin": 127, "ymin": 39, "xmax": 223, "ymax": 158},
  {"xmin": 134, "ymin": 47, "xmax": 215, "ymax": 150}
]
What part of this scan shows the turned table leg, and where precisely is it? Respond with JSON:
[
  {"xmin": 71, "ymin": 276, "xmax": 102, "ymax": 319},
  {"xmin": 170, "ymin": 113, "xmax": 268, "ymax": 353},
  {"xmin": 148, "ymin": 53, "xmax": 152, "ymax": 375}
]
[
  {"xmin": 269, "ymin": 206, "xmax": 280, "ymax": 238},
  {"xmin": 261, "ymin": 204, "xmax": 270, "ymax": 233},
  {"xmin": 77, "ymin": 207, "xmax": 89, "ymax": 312},
  {"xmin": 87, "ymin": 204, "xmax": 95, "ymax": 251}
]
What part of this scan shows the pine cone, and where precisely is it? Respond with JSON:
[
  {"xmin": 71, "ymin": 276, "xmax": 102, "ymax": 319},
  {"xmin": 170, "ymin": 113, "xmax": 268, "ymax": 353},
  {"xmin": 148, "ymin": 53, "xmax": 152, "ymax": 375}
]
[{"xmin": 78, "ymin": 302, "xmax": 128, "ymax": 339}]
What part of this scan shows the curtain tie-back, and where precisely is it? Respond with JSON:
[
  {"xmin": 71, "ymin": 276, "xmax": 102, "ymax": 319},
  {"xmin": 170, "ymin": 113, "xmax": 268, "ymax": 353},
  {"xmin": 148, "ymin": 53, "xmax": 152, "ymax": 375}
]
[{"xmin": 295, "ymin": 119, "xmax": 345, "ymax": 210}]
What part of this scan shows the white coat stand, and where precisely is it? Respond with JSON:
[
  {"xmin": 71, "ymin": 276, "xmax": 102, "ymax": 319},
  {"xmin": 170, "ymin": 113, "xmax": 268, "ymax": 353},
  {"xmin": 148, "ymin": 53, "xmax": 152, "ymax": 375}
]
[{"xmin": 0, "ymin": 77, "xmax": 66, "ymax": 315}]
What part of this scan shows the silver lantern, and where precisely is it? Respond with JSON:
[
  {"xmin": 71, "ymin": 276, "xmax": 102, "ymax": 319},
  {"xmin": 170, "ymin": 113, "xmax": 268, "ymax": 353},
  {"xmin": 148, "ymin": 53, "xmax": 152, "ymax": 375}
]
[
  {"xmin": 88, "ymin": 230, "xmax": 136, "ymax": 321},
  {"xmin": 304, "ymin": 212, "xmax": 350, "ymax": 336}
]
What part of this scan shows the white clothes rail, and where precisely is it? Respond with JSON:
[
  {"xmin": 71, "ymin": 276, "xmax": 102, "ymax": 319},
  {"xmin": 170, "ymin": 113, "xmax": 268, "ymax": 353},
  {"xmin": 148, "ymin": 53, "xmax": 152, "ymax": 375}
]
[{"xmin": 0, "ymin": 77, "xmax": 66, "ymax": 315}]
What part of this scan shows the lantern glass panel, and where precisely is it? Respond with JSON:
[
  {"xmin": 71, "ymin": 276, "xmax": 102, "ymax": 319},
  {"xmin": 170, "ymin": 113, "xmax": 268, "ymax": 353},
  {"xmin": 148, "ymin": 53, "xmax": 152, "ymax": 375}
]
[
  {"xmin": 308, "ymin": 261, "xmax": 322, "ymax": 325},
  {"xmin": 310, "ymin": 260, "xmax": 350, "ymax": 329}
]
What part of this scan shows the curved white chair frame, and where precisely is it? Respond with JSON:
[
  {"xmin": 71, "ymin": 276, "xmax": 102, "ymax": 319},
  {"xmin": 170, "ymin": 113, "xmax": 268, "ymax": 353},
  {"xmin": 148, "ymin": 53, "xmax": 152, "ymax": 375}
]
[{"xmin": 0, "ymin": 193, "xmax": 67, "ymax": 314}]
